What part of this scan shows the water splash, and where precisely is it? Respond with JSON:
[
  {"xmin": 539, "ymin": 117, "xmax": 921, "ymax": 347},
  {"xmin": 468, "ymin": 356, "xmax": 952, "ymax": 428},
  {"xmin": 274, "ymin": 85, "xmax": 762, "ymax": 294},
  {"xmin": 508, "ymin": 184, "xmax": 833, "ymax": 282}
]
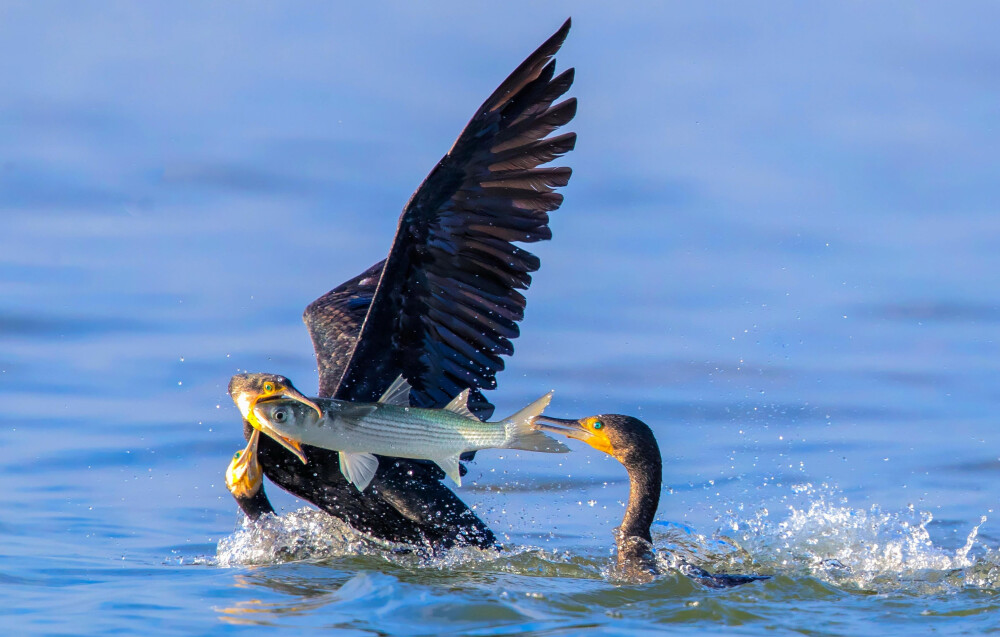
[
  {"xmin": 215, "ymin": 507, "xmax": 602, "ymax": 579},
  {"xmin": 653, "ymin": 520, "xmax": 760, "ymax": 576},
  {"xmin": 715, "ymin": 484, "xmax": 1000, "ymax": 592},
  {"xmin": 214, "ymin": 487, "xmax": 1000, "ymax": 595},
  {"xmin": 216, "ymin": 508, "xmax": 405, "ymax": 567}
]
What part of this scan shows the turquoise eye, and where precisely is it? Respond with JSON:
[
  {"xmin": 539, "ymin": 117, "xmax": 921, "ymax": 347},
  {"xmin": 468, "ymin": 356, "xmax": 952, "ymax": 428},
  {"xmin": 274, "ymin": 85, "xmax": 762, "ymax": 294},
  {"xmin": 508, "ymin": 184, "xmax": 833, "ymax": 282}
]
[
  {"xmin": 264, "ymin": 383, "xmax": 274, "ymax": 392},
  {"xmin": 233, "ymin": 451, "xmax": 242, "ymax": 460},
  {"xmin": 593, "ymin": 421, "xmax": 603, "ymax": 430}
]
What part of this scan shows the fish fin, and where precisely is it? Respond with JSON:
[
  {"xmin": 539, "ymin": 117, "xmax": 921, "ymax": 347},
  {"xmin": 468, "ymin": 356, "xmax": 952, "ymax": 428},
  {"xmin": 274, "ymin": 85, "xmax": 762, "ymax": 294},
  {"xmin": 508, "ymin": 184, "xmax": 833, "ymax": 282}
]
[
  {"xmin": 434, "ymin": 455, "xmax": 463, "ymax": 487},
  {"xmin": 442, "ymin": 389, "xmax": 477, "ymax": 420},
  {"xmin": 502, "ymin": 391, "xmax": 569, "ymax": 453},
  {"xmin": 339, "ymin": 451, "xmax": 379, "ymax": 492},
  {"xmin": 377, "ymin": 375, "xmax": 412, "ymax": 406}
]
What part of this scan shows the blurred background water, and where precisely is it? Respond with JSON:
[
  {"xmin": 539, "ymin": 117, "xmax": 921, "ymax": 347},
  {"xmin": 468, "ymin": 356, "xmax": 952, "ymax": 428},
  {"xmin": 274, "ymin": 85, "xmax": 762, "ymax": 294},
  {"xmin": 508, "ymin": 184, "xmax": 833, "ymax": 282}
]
[{"xmin": 2, "ymin": 2, "xmax": 1000, "ymax": 634}]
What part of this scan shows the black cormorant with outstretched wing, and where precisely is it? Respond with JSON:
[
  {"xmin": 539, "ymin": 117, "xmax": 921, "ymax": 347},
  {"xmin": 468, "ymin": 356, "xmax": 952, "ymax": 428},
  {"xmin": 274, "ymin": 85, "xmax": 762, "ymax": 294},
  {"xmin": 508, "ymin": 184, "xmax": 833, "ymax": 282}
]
[{"xmin": 227, "ymin": 19, "xmax": 576, "ymax": 548}]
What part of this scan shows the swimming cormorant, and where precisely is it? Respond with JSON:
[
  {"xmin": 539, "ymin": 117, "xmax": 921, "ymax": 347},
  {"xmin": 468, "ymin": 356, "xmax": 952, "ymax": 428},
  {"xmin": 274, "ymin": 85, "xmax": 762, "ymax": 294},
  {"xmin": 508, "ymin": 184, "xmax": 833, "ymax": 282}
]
[
  {"xmin": 535, "ymin": 414, "xmax": 768, "ymax": 587},
  {"xmin": 226, "ymin": 19, "xmax": 576, "ymax": 548}
]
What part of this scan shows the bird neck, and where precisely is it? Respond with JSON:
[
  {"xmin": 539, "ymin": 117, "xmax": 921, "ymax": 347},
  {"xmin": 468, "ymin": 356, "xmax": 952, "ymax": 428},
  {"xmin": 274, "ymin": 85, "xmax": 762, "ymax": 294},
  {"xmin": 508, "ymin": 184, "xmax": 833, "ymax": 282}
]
[
  {"xmin": 237, "ymin": 485, "xmax": 276, "ymax": 520},
  {"xmin": 616, "ymin": 450, "xmax": 662, "ymax": 573},
  {"xmin": 620, "ymin": 450, "xmax": 661, "ymax": 542}
]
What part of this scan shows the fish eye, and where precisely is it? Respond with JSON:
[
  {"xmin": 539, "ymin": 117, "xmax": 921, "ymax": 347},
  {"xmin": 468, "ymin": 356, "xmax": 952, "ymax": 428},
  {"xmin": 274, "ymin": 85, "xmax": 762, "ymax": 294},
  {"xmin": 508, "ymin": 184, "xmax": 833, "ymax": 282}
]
[
  {"xmin": 275, "ymin": 409, "xmax": 287, "ymax": 423},
  {"xmin": 592, "ymin": 420, "xmax": 603, "ymax": 430},
  {"xmin": 264, "ymin": 382, "xmax": 274, "ymax": 392}
]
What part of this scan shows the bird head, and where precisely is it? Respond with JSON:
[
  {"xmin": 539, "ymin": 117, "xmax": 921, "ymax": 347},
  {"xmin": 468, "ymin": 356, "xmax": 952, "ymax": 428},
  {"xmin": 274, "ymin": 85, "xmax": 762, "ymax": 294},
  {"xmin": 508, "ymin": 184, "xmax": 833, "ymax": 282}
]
[
  {"xmin": 225, "ymin": 428, "xmax": 265, "ymax": 500},
  {"xmin": 228, "ymin": 372, "xmax": 322, "ymax": 464},
  {"xmin": 533, "ymin": 413, "xmax": 660, "ymax": 467}
]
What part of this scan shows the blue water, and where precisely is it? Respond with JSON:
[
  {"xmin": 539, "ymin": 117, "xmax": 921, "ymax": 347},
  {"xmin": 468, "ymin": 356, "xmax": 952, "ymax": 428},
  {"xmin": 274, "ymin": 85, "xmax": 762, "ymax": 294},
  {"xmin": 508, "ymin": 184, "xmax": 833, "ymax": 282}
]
[{"xmin": 3, "ymin": 3, "xmax": 1000, "ymax": 634}]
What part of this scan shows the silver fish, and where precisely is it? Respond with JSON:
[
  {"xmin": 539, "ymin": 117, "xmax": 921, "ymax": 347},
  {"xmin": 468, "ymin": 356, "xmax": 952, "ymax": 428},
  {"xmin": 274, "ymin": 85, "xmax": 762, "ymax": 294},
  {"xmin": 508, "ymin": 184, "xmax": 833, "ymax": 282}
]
[{"xmin": 252, "ymin": 376, "xmax": 569, "ymax": 491}]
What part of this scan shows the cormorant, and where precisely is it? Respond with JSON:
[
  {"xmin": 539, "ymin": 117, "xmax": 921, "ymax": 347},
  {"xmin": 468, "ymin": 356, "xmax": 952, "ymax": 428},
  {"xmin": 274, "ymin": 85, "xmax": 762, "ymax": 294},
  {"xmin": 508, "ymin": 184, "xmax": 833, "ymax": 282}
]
[
  {"xmin": 535, "ymin": 414, "xmax": 768, "ymax": 587},
  {"xmin": 225, "ymin": 428, "xmax": 274, "ymax": 519},
  {"xmin": 226, "ymin": 19, "xmax": 577, "ymax": 549}
]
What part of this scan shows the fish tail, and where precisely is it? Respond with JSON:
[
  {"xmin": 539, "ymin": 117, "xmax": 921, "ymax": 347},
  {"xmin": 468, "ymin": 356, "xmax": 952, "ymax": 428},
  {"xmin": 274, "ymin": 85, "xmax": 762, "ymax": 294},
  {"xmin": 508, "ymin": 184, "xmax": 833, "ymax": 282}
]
[{"xmin": 501, "ymin": 391, "xmax": 569, "ymax": 453}]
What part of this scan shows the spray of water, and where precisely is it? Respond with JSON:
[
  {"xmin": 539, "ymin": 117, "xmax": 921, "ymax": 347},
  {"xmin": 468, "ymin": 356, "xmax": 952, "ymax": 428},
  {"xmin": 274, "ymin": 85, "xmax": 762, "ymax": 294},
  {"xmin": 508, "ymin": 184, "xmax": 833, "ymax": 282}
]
[
  {"xmin": 214, "ymin": 483, "xmax": 999, "ymax": 593},
  {"xmin": 712, "ymin": 483, "xmax": 999, "ymax": 592},
  {"xmin": 215, "ymin": 507, "xmax": 602, "ymax": 579}
]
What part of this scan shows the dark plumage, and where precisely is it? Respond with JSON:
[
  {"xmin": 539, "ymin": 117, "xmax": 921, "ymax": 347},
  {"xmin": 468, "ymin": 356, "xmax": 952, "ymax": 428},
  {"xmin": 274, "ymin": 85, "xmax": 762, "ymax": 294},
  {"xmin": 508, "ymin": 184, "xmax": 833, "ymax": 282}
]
[
  {"xmin": 228, "ymin": 19, "xmax": 576, "ymax": 548},
  {"xmin": 310, "ymin": 20, "xmax": 576, "ymax": 412},
  {"xmin": 535, "ymin": 414, "xmax": 768, "ymax": 587},
  {"xmin": 233, "ymin": 484, "xmax": 275, "ymax": 521}
]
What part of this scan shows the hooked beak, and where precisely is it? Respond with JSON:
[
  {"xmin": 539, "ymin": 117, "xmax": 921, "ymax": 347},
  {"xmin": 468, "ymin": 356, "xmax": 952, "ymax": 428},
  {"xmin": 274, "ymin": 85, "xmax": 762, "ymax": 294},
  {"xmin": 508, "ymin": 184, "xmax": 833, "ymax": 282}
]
[
  {"xmin": 246, "ymin": 389, "xmax": 320, "ymax": 466},
  {"xmin": 260, "ymin": 387, "xmax": 323, "ymax": 420},
  {"xmin": 533, "ymin": 415, "xmax": 594, "ymax": 443},
  {"xmin": 535, "ymin": 415, "xmax": 614, "ymax": 456},
  {"xmin": 250, "ymin": 409, "xmax": 308, "ymax": 465},
  {"xmin": 257, "ymin": 419, "xmax": 309, "ymax": 465}
]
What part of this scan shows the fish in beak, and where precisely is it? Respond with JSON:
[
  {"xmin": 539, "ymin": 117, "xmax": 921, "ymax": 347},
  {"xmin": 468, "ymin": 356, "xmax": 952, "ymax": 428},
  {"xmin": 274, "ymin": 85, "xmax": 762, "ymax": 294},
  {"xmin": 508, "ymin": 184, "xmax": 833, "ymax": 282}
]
[
  {"xmin": 253, "ymin": 413, "xmax": 310, "ymax": 465},
  {"xmin": 247, "ymin": 391, "xmax": 319, "ymax": 465},
  {"xmin": 229, "ymin": 373, "xmax": 323, "ymax": 465}
]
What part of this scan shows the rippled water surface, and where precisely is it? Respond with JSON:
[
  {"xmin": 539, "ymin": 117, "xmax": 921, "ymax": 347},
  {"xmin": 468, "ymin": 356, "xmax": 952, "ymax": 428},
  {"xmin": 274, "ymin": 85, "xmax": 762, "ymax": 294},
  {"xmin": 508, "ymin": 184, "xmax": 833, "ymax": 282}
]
[{"xmin": 3, "ymin": 3, "xmax": 1000, "ymax": 634}]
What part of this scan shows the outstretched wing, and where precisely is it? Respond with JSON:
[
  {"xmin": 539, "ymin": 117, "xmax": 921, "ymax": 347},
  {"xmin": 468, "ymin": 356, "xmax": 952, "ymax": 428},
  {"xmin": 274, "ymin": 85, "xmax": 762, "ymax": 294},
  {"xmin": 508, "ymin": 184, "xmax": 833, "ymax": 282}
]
[
  {"xmin": 304, "ymin": 260, "xmax": 384, "ymax": 396},
  {"xmin": 326, "ymin": 19, "xmax": 576, "ymax": 416}
]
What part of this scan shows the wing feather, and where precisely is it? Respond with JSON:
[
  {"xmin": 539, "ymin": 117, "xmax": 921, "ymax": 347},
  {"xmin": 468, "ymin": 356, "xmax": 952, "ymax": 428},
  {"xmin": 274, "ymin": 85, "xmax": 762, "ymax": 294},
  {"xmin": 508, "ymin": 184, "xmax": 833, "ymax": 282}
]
[
  {"xmin": 303, "ymin": 261, "xmax": 384, "ymax": 397},
  {"xmin": 250, "ymin": 20, "xmax": 577, "ymax": 547},
  {"xmin": 315, "ymin": 19, "xmax": 576, "ymax": 423}
]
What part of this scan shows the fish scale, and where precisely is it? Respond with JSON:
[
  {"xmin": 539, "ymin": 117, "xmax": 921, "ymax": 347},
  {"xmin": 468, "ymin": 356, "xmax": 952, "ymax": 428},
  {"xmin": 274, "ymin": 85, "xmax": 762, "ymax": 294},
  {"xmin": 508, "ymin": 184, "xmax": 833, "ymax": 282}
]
[
  {"xmin": 253, "ymin": 384, "xmax": 568, "ymax": 492},
  {"xmin": 339, "ymin": 404, "xmax": 510, "ymax": 454}
]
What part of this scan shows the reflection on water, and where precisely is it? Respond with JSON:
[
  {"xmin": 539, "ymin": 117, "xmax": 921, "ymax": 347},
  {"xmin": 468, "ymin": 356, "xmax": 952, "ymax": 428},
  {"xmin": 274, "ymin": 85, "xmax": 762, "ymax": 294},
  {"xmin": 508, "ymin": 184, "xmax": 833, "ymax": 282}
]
[{"xmin": 218, "ymin": 570, "xmax": 547, "ymax": 631}]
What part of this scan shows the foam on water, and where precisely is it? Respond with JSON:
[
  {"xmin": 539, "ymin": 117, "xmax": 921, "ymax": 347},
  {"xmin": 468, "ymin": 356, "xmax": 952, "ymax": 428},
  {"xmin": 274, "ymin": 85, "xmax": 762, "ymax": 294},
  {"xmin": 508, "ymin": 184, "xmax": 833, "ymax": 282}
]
[
  {"xmin": 215, "ymin": 508, "xmax": 410, "ymax": 567},
  {"xmin": 213, "ymin": 484, "xmax": 1000, "ymax": 596},
  {"xmin": 715, "ymin": 484, "xmax": 1000, "ymax": 593},
  {"xmin": 215, "ymin": 507, "xmax": 604, "ymax": 580}
]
